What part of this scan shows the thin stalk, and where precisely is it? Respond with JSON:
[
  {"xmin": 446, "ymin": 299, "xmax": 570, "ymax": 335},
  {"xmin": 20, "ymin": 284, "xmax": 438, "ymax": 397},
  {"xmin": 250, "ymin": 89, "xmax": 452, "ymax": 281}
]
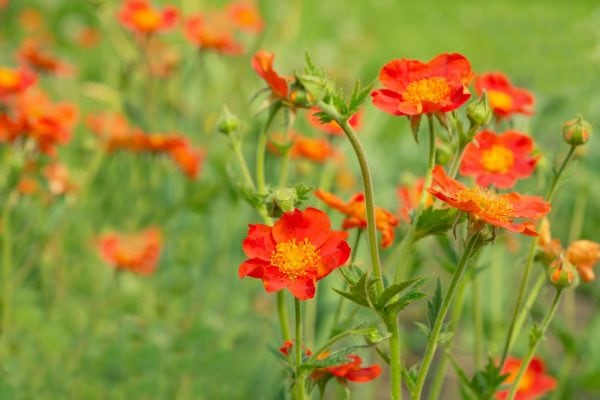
[
  {"xmin": 278, "ymin": 148, "xmax": 292, "ymax": 187},
  {"xmin": 1, "ymin": 193, "xmax": 14, "ymax": 338},
  {"xmin": 317, "ymin": 101, "xmax": 384, "ymax": 294},
  {"xmin": 232, "ymin": 141, "xmax": 256, "ymax": 191},
  {"xmin": 411, "ymin": 233, "xmax": 482, "ymax": 400},
  {"xmin": 499, "ymin": 145, "xmax": 576, "ymax": 368},
  {"xmin": 472, "ymin": 273, "xmax": 483, "ymax": 368},
  {"xmin": 278, "ymin": 292, "xmax": 291, "ymax": 341},
  {"xmin": 294, "ymin": 299, "xmax": 307, "ymax": 400},
  {"xmin": 509, "ymin": 274, "xmax": 545, "ymax": 351},
  {"xmin": 386, "ymin": 313, "xmax": 403, "ymax": 400},
  {"xmin": 506, "ymin": 289, "xmax": 563, "ymax": 400},
  {"xmin": 391, "ymin": 115, "xmax": 437, "ymax": 282},
  {"xmin": 256, "ymin": 106, "xmax": 280, "ymax": 195}
]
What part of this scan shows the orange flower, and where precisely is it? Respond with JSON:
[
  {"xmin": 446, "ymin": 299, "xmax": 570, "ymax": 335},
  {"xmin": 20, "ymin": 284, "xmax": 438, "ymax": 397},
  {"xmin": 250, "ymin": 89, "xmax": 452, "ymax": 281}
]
[
  {"xmin": 145, "ymin": 40, "xmax": 180, "ymax": 78},
  {"xmin": 397, "ymin": 178, "xmax": 432, "ymax": 222},
  {"xmin": 312, "ymin": 353, "xmax": 381, "ymax": 383},
  {"xmin": 252, "ymin": 50, "xmax": 289, "ymax": 100},
  {"xmin": 168, "ymin": 142, "xmax": 203, "ymax": 179},
  {"xmin": 475, "ymin": 72, "xmax": 534, "ymax": 118},
  {"xmin": 290, "ymin": 134, "xmax": 335, "ymax": 163},
  {"xmin": 227, "ymin": 0, "xmax": 264, "ymax": 33},
  {"xmin": 17, "ymin": 39, "xmax": 73, "ymax": 76},
  {"xmin": 19, "ymin": 8, "xmax": 44, "ymax": 34},
  {"xmin": 86, "ymin": 112, "xmax": 141, "ymax": 151},
  {"xmin": 306, "ymin": 107, "xmax": 362, "ymax": 136},
  {"xmin": 99, "ymin": 228, "xmax": 163, "ymax": 275},
  {"xmin": 371, "ymin": 53, "xmax": 473, "ymax": 116},
  {"xmin": 17, "ymin": 177, "xmax": 39, "ymax": 195},
  {"xmin": 0, "ymin": 66, "xmax": 36, "ymax": 98},
  {"xmin": 315, "ymin": 189, "xmax": 398, "ymax": 248},
  {"xmin": 43, "ymin": 162, "xmax": 76, "ymax": 195},
  {"xmin": 566, "ymin": 240, "xmax": 600, "ymax": 282},
  {"xmin": 239, "ymin": 208, "xmax": 350, "ymax": 300},
  {"xmin": 496, "ymin": 357, "xmax": 556, "ymax": 400},
  {"xmin": 76, "ymin": 27, "xmax": 101, "ymax": 49},
  {"xmin": 460, "ymin": 130, "xmax": 538, "ymax": 189},
  {"xmin": 428, "ymin": 165, "xmax": 550, "ymax": 236},
  {"xmin": 184, "ymin": 14, "xmax": 243, "ymax": 54},
  {"xmin": 118, "ymin": 0, "xmax": 178, "ymax": 35}
]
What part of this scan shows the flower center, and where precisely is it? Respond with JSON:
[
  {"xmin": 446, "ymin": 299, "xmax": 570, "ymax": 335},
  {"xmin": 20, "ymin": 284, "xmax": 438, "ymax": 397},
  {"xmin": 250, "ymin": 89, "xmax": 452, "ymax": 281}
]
[
  {"xmin": 132, "ymin": 9, "xmax": 161, "ymax": 32},
  {"xmin": 403, "ymin": 77, "xmax": 450, "ymax": 106},
  {"xmin": 0, "ymin": 68, "xmax": 19, "ymax": 89},
  {"xmin": 455, "ymin": 187, "xmax": 514, "ymax": 222},
  {"xmin": 270, "ymin": 238, "xmax": 321, "ymax": 279},
  {"xmin": 488, "ymin": 90, "xmax": 513, "ymax": 112},
  {"xmin": 481, "ymin": 145, "xmax": 514, "ymax": 173}
]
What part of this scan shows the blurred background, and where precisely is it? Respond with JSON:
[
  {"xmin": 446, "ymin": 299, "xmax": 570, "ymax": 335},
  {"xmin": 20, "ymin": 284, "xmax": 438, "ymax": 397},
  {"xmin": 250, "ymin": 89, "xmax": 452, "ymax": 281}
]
[{"xmin": 0, "ymin": 0, "xmax": 599, "ymax": 398}]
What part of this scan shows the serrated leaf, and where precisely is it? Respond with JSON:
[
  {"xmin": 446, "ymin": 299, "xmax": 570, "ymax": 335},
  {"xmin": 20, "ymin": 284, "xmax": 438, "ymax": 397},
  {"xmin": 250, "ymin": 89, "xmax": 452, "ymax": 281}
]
[
  {"xmin": 375, "ymin": 277, "xmax": 427, "ymax": 310},
  {"xmin": 438, "ymin": 328, "xmax": 453, "ymax": 344},
  {"xmin": 529, "ymin": 323, "xmax": 544, "ymax": 347},
  {"xmin": 414, "ymin": 322, "xmax": 431, "ymax": 337},
  {"xmin": 401, "ymin": 364, "xmax": 419, "ymax": 392},
  {"xmin": 467, "ymin": 357, "xmax": 511, "ymax": 399},
  {"xmin": 332, "ymin": 288, "xmax": 370, "ymax": 308},
  {"xmin": 302, "ymin": 345, "xmax": 366, "ymax": 370},
  {"xmin": 415, "ymin": 208, "xmax": 459, "ymax": 241},
  {"xmin": 428, "ymin": 279, "xmax": 443, "ymax": 330}
]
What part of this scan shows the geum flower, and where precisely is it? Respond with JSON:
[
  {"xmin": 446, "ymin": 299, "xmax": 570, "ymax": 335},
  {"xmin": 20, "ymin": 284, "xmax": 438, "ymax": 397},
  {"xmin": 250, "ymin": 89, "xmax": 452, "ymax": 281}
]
[
  {"xmin": 17, "ymin": 39, "xmax": 73, "ymax": 76},
  {"xmin": 397, "ymin": 177, "xmax": 433, "ymax": 222},
  {"xmin": 184, "ymin": 13, "xmax": 242, "ymax": 54},
  {"xmin": 428, "ymin": 165, "xmax": 550, "ymax": 236},
  {"xmin": 239, "ymin": 208, "xmax": 350, "ymax": 300},
  {"xmin": 475, "ymin": 72, "xmax": 534, "ymax": 118},
  {"xmin": 306, "ymin": 107, "xmax": 362, "ymax": 136},
  {"xmin": 226, "ymin": 0, "xmax": 264, "ymax": 33},
  {"xmin": 496, "ymin": 357, "xmax": 556, "ymax": 400},
  {"xmin": 118, "ymin": 0, "xmax": 178, "ymax": 36},
  {"xmin": 315, "ymin": 189, "xmax": 398, "ymax": 248},
  {"xmin": 252, "ymin": 50, "xmax": 289, "ymax": 100},
  {"xmin": 99, "ymin": 228, "xmax": 163, "ymax": 275},
  {"xmin": 460, "ymin": 130, "xmax": 538, "ymax": 189},
  {"xmin": 268, "ymin": 132, "xmax": 336, "ymax": 164},
  {"xmin": 0, "ymin": 66, "xmax": 36, "ymax": 98},
  {"xmin": 371, "ymin": 53, "xmax": 473, "ymax": 116}
]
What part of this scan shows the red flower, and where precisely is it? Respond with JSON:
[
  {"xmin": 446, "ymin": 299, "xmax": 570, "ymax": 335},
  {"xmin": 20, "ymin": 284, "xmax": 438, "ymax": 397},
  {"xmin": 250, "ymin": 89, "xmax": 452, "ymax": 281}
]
[
  {"xmin": 428, "ymin": 165, "xmax": 550, "ymax": 236},
  {"xmin": 312, "ymin": 354, "xmax": 382, "ymax": 383},
  {"xmin": 184, "ymin": 14, "xmax": 243, "ymax": 54},
  {"xmin": 371, "ymin": 53, "xmax": 473, "ymax": 116},
  {"xmin": 475, "ymin": 72, "xmax": 534, "ymax": 118},
  {"xmin": 227, "ymin": 0, "xmax": 264, "ymax": 33},
  {"xmin": 239, "ymin": 208, "xmax": 350, "ymax": 300},
  {"xmin": 252, "ymin": 50, "xmax": 289, "ymax": 100},
  {"xmin": 496, "ymin": 357, "xmax": 556, "ymax": 400},
  {"xmin": 168, "ymin": 141, "xmax": 204, "ymax": 179},
  {"xmin": 268, "ymin": 132, "xmax": 336, "ymax": 163},
  {"xmin": 315, "ymin": 189, "xmax": 398, "ymax": 248},
  {"xmin": 306, "ymin": 107, "xmax": 362, "ymax": 136},
  {"xmin": 0, "ymin": 66, "xmax": 36, "ymax": 98},
  {"xmin": 279, "ymin": 340, "xmax": 312, "ymax": 357},
  {"xmin": 17, "ymin": 39, "xmax": 73, "ymax": 76},
  {"xmin": 99, "ymin": 228, "xmax": 163, "ymax": 275},
  {"xmin": 460, "ymin": 130, "xmax": 538, "ymax": 189},
  {"xmin": 118, "ymin": 0, "xmax": 178, "ymax": 35},
  {"xmin": 397, "ymin": 178, "xmax": 433, "ymax": 222}
]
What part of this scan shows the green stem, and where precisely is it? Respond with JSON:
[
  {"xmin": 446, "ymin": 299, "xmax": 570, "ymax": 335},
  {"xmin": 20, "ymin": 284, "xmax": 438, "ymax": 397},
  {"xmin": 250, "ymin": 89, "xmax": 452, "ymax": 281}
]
[
  {"xmin": 278, "ymin": 292, "xmax": 291, "ymax": 341},
  {"xmin": 318, "ymin": 101, "xmax": 384, "ymax": 294},
  {"xmin": 472, "ymin": 273, "xmax": 483, "ymax": 369},
  {"xmin": 391, "ymin": 115, "xmax": 437, "ymax": 282},
  {"xmin": 294, "ymin": 299, "xmax": 307, "ymax": 400},
  {"xmin": 256, "ymin": 106, "xmax": 280, "ymax": 195},
  {"xmin": 278, "ymin": 148, "xmax": 292, "ymax": 187},
  {"xmin": 232, "ymin": 141, "xmax": 256, "ymax": 191},
  {"xmin": 386, "ymin": 313, "xmax": 403, "ymax": 400},
  {"xmin": 509, "ymin": 273, "xmax": 545, "ymax": 352},
  {"xmin": 506, "ymin": 289, "xmax": 563, "ymax": 400},
  {"xmin": 499, "ymin": 145, "xmax": 577, "ymax": 368},
  {"xmin": 412, "ymin": 233, "xmax": 482, "ymax": 400},
  {"xmin": 1, "ymin": 193, "xmax": 13, "ymax": 339}
]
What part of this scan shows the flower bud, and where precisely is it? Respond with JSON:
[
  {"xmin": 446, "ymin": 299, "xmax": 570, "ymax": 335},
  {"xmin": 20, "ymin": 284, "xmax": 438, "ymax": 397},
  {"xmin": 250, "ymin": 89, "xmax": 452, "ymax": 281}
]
[
  {"xmin": 547, "ymin": 258, "xmax": 577, "ymax": 289},
  {"xmin": 467, "ymin": 91, "xmax": 493, "ymax": 128},
  {"xmin": 562, "ymin": 115, "xmax": 592, "ymax": 146},
  {"xmin": 266, "ymin": 187, "xmax": 298, "ymax": 217},
  {"xmin": 217, "ymin": 106, "xmax": 240, "ymax": 136},
  {"xmin": 289, "ymin": 88, "xmax": 316, "ymax": 109}
]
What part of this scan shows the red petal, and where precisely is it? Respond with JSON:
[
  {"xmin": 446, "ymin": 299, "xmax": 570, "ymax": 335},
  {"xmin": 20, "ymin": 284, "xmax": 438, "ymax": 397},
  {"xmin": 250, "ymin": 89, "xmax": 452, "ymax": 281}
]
[
  {"xmin": 239, "ymin": 258, "xmax": 268, "ymax": 278},
  {"xmin": 345, "ymin": 364, "xmax": 382, "ymax": 382},
  {"xmin": 242, "ymin": 224, "xmax": 275, "ymax": 260},
  {"xmin": 272, "ymin": 208, "xmax": 331, "ymax": 248},
  {"xmin": 287, "ymin": 277, "xmax": 316, "ymax": 300}
]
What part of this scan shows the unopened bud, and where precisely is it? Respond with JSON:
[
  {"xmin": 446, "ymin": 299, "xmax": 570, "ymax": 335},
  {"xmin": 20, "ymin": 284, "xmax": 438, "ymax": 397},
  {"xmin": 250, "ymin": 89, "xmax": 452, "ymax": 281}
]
[
  {"xmin": 217, "ymin": 106, "xmax": 240, "ymax": 135},
  {"xmin": 547, "ymin": 258, "xmax": 577, "ymax": 289},
  {"xmin": 467, "ymin": 92, "xmax": 493, "ymax": 128},
  {"xmin": 289, "ymin": 89, "xmax": 316, "ymax": 108},
  {"xmin": 266, "ymin": 187, "xmax": 298, "ymax": 217},
  {"xmin": 562, "ymin": 115, "xmax": 592, "ymax": 146}
]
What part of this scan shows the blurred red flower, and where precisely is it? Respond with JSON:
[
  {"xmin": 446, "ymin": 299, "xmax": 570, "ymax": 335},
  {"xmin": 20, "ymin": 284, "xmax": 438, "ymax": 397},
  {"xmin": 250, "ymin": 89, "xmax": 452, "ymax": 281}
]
[
  {"xmin": 239, "ymin": 208, "xmax": 350, "ymax": 300},
  {"xmin": 99, "ymin": 228, "xmax": 163, "ymax": 275},
  {"xmin": 312, "ymin": 353, "xmax": 382, "ymax": 383},
  {"xmin": 428, "ymin": 165, "xmax": 550, "ymax": 236},
  {"xmin": 252, "ymin": 50, "xmax": 289, "ymax": 100},
  {"xmin": 118, "ymin": 0, "xmax": 178, "ymax": 35},
  {"xmin": 475, "ymin": 72, "xmax": 534, "ymax": 118},
  {"xmin": 315, "ymin": 189, "xmax": 398, "ymax": 248},
  {"xmin": 0, "ymin": 66, "xmax": 36, "ymax": 98},
  {"xmin": 306, "ymin": 107, "xmax": 362, "ymax": 136},
  {"xmin": 397, "ymin": 177, "xmax": 433, "ymax": 222},
  {"xmin": 227, "ymin": 0, "xmax": 264, "ymax": 33},
  {"xmin": 184, "ymin": 14, "xmax": 242, "ymax": 54},
  {"xmin": 460, "ymin": 130, "xmax": 538, "ymax": 189},
  {"xmin": 371, "ymin": 53, "xmax": 473, "ymax": 116},
  {"xmin": 17, "ymin": 39, "xmax": 73, "ymax": 76},
  {"xmin": 496, "ymin": 357, "xmax": 556, "ymax": 400}
]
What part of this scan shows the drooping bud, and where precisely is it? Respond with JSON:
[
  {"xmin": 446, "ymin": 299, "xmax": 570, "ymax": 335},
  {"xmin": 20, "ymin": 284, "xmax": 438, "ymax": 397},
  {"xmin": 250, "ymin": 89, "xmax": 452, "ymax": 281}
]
[
  {"xmin": 289, "ymin": 87, "xmax": 316, "ymax": 108},
  {"xmin": 467, "ymin": 91, "xmax": 492, "ymax": 128},
  {"xmin": 217, "ymin": 106, "xmax": 240, "ymax": 136},
  {"xmin": 547, "ymin": 258, "xmax": 577, "ymax": 289},
  {"xmin": 566, "ymin": 240, "xmax": 600, "ymax": 282},
  {"xmin": 562, "ymin": 115, "xmax": 592, "ymax": 146},
  {"xmin": 265, "ymin": 187, "xmax": 298, "ymax": 217}
]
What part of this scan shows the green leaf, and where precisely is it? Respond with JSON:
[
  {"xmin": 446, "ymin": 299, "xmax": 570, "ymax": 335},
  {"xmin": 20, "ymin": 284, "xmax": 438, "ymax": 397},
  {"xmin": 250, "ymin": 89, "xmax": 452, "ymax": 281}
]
[
  {"xmin": 401, "ymin": 364, "xmax": 419, "ymax": 392},
  {"xmin": 375, "ymin": 277, "xmax": 427, "ymax": 310},
  {"xmin": 415, "ymin": 208, "xmax": 459, "ymax": 241},
  {"xmin": 332, "ymin": 287, "xmax": 370, "ymax": 308},
  {"xmin": 428, "ymin": 279, "xmax": 443, "ymax": 330},
  {"xmin": 301, "ymin": 345, "xmax": 367, "ymax": 370},
  {"xmin": 464, "ymin": 357, "xmax": 511, "ymax": 399},
  {"xmin": 414, "ymin": 322, "xmax": 431, "ymax": 337}
]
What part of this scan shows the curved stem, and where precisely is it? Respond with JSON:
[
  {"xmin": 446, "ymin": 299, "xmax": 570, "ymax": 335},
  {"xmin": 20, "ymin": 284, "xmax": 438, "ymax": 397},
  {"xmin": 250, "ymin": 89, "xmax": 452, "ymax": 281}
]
[
  {"xmin": 294, "ymin": 298, "xmax": 307, "ymax": 400},
  {"xmin": 386, "ymin": 313, "xmax": 403, "ymax": 400},
  {"xmin": 392, "ymin": 115, "xmax": 437, "ymax": 282},
  {"xmin": 412, "ymin": 234, "xmax": 482, "ymax": 400},
  {"xmin": 499, "ymin": 145, "xmax": 577, "ymax": 368},
  {"xmin": 506, "ymin": 289, "xmax": 563, "ymax": 400},
  {"xmin": 256, "ymin": 106, "xmax": 280, "ymax": 195},
  {"xmin": 232, "ymin": 141, "xmax": 256, "ymax": 192}
]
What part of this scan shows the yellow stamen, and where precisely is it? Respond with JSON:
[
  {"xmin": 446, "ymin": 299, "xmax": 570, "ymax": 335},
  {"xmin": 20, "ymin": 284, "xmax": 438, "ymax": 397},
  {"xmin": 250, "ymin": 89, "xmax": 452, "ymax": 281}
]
[
  {"xmin": 270, "ymin": 238, "xmax": 321, "ymax": 279},
  {"xmin": 403, "ymin": 77, "xmax": 450, "ymax": 106},
  {"xmin": 0, "ymin": 68, "xmax": 19, "ymax": 89},
  {"xmin": 488, "ymin": 90, "xmax": 513, "ymax": 112},
  {"xmin": 132, "ymin": 9, "xmax": 161, "ymax": 32},
  {"xmin": 455, "ymin": 187, "xmax": 513, "ymax": 222},
  {"xmin": 481, "ymin": 145, "xmax": 514, "ymax": 173}
]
